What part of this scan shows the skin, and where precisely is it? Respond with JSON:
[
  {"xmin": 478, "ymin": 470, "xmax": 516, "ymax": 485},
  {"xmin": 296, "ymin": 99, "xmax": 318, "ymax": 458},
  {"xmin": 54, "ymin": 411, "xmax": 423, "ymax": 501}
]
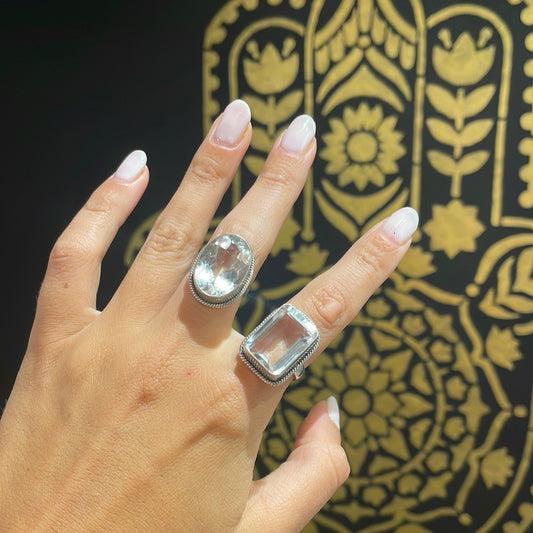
[{"xmin": 0, "ymin": 110, "xmax": 412, "ymax": 532}]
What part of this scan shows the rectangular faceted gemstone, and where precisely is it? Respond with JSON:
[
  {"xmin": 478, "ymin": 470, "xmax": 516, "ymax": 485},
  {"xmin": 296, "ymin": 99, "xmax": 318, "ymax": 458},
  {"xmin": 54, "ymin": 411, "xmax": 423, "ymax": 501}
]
[{"xmin": 242, "ymin": 304, "xmax": 319, "ymax": 381}]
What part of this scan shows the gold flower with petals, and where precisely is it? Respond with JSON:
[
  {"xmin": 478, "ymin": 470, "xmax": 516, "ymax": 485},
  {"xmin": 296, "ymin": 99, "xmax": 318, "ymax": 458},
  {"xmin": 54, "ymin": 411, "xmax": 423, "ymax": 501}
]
[
  {"xmin": 433, "ymin": 29, "xmax": 495, "ymax": 87},
  {"xmin": 320, "ymin": 103, "xmax": 406, "ymax": 191},
  {"xmin": 423, "ymin": 199, "xmax": 485, "ymax": 259}
]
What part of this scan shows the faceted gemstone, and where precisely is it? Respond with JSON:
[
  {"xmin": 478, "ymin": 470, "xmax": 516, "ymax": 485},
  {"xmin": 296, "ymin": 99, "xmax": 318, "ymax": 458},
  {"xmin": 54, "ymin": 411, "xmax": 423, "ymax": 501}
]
[
  {"xmin": 241, "ymin": 304, "xmax": 319, "ymax": 383},
  {"xmin": 192, "ymin": 234, "xmax": 253, "ymax": 304}
]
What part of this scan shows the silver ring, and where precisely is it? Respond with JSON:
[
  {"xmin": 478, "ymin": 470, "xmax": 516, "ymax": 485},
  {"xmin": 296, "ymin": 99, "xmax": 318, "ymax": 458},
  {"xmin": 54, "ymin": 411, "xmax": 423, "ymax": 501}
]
[
  {"xmin": 239, "ymin": 303, "xmax": 320, "ymax": 386},
  {"xmin": 189, "ymin": 233, "xmax": 255, "ymax": 308}
]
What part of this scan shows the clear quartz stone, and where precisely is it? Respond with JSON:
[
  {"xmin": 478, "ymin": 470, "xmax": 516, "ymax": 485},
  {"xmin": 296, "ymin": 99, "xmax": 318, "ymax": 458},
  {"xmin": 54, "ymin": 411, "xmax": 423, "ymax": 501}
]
[
  {"xmin": 242, "ymin": 304, "xmax": 319, "ymax": 381},
  {"xmin": 193, "ymin": 234, "xmax": 253, "ymax": 302}
]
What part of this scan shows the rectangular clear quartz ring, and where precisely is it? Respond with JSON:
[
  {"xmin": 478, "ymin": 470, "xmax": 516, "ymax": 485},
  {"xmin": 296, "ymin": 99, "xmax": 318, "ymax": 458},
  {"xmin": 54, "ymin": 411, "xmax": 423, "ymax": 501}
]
[{"xmin": 239, "ymin": 303, "xmax": 320, "ymax": 386}]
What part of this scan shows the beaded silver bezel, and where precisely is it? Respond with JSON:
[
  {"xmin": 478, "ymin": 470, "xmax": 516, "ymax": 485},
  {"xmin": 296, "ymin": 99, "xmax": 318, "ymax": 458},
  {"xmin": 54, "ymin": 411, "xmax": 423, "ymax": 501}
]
[{"xmin": 239, "ymin": 303, "xmax": 320, "ymax": 386}]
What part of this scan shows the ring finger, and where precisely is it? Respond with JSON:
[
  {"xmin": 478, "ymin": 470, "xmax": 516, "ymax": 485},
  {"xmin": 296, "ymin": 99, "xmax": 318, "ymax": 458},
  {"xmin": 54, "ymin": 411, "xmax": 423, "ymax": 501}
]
[{"xmin": 175, "ymin": 114, "xmax": 317, "ymax": 330}]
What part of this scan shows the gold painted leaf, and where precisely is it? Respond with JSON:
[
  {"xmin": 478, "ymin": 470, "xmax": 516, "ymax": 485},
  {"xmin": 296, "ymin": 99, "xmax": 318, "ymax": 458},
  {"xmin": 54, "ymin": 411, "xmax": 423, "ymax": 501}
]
[
  {"xmin": 243, "ymin": 94, "xmax": 271, "ymax": 126},
  {"xmin": 368, "ymin": 456, "xmax": 398, "ymax": 476},
  {"xmin": 398, "ymin": 393, "xmax": 433, "ymax": 418},
  {"xmin": 315, "ymin": 190, "xmax": 358, "ymax": 241},
  {"xmin": 370, "ymin": 330, "xmax": 403, "ymax": 351},
  {"xmin": 451, "ymin": 435, "xmax": 475, "ymax": 472},
  {"xmin": 380, "ymin": 496, "xmax": 417, "ymax": 514},
  {"xmin": 410, "ymin": 363, "xmax": 433, "ymax": 395},
  {"xmin": 453, "ymin": 344, "xmax": 477, "ymax": 384},
  {"xmin": 379, "ymin": 427, "xmax": 410, "ymax": 460},
  {"xmin": 459, "ymin": 119, "xmax": 494, "ymax": 147},
  {"xmin": 486, "ymin": 325, "xmax": 522, "ymax": 370},
  {"xmin": 273, "ymin": 90, "xmax": 304, "ymax": 125},
  {"xmin": 385, "ymin": 288, "xmax": 425, "ymax": 312},
  {"xmin": 408, "ymin": 418, "xmax": 432, "ymax": 449},
  {"xmin": 426, "ymin": 117, "xmax": 459, "ymax": 147},
  {"xmin": 271, "ymin": 213, "xmax": 300, "ymax": 257},
  {"xmin": 426, "ymin": 84, "xmax": 457, "ymax": 119},
  {"xmin": 427, "ymin": 150, "xmax": 455, "ymax": 177},
  {"xmin": 250, "ymin": 126, "xmax": 274, "ymax": 152},
  {"xmin": 243, "ymin": 154, "xmax": 265, "ymax": 176},
  {"xmin": 457, "ymin": 150, "xmax": 490, "ymax": 176},
  {"xmin": 380, "ymin": 349, "xmax": 412, "ymax": 381},
  {"xmin": 397, "ymin": 246, "xmax": 437, "ymax": 278},
  {"xmin": 480, "ymin": 447, "xmax": 515, "ymax": 489},
  {"xmin": 284, "ymin": 386, "xmax": 315, "ymax": 411},
  {"xmin": 463, "ymin": 84, "xmax": 496, "ymax": 118}
]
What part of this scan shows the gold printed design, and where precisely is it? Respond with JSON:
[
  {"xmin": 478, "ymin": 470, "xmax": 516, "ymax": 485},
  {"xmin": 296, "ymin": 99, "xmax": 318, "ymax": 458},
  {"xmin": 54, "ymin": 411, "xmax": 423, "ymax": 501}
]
[
  {"xmin": 123, "ymin": 0, "xmax": 533, "ymax": 530},
  {"xmin": 320, "ymin": 103, "xmax": 405, "ymax": 190}
]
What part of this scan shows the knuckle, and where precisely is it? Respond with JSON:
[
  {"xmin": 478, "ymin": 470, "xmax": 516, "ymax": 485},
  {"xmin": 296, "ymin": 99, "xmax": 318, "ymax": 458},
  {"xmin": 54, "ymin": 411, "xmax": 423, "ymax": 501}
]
[
  {"xmin": 83, "ymin": 189, "xmax": 114, "ymax": 216},
  {"xmin": 48, "ymin": 237, "xmax": 89, "ymax": 273},
  {"xmin": 323, "ymin": 444, "xmax": 350, "ymax": 488},
  {"xmin": 144, "ymin": 218, "xmax": 197, "ymax": 259},
  {"xmin": 308, "ymin": 283, "xmax": 348, "ymax": 332},
  {"xmin": 201, "ymin": 377, "xmax": 247, "ymax": 438},
  {"xmin": 258, "ymin": 166, "xmax": 290, "ymax": 192},
  {"xmin": 354, "ymin": 232, "xmax": 393, "ymax": 283},
  {"xmin": 188, "ymin": 152, "xmax": 226, "ymax": 186}
]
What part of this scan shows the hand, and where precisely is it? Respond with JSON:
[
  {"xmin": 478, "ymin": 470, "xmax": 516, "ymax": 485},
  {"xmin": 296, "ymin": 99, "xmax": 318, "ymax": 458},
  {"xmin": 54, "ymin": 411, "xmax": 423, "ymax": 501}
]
[{"xmin": 0, "ymin": 100, "xmax": 418, "ymax": 532}]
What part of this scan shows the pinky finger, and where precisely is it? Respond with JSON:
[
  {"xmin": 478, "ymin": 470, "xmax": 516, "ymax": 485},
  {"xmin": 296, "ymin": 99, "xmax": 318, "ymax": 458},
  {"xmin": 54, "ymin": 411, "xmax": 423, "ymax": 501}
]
[
  {"xmin": 238, "ymin": 398, "xmax": 349, "ymax": 533},
  {"xmin": 33, "ymin": 150, "xmax": 149, "ymax": 344}
]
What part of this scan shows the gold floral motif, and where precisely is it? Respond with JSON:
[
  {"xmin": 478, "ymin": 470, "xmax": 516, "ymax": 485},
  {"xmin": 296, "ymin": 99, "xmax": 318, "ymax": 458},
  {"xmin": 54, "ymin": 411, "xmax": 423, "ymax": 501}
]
[
  {"xmin": 320, "ymin": 103, "xmax": 405, "ymax": 190},
  {"xmin": 423, "ymin": 200, "xmax": 485, "ymax": 258},
  {"xmin": 480, "ymin": 448, "xmax": 515, "ymax": 489},
  {"xmin": 433, "ymin": 29, "xmax": 495, "ymax": 86},
  {"xmin": 243, "ymin": 39, "xmax": 298, "ymax": 94},
  {"xmin": 196, "ymin": 1, "xmax": 533, "ymax": 531}
]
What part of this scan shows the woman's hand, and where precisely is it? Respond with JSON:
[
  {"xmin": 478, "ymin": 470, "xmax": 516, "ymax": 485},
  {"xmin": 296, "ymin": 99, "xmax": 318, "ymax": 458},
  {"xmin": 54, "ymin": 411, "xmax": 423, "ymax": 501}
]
[{"xmin": 0, "ymin": 100, "xmax": 418, "ymax": 532}]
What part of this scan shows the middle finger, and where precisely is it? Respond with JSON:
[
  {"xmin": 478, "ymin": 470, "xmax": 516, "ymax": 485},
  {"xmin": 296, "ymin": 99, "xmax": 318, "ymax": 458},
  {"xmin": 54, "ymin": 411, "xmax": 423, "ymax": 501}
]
[{"xmin": 174, "ymin": 114, "xmax": 317, "ymax": 331}]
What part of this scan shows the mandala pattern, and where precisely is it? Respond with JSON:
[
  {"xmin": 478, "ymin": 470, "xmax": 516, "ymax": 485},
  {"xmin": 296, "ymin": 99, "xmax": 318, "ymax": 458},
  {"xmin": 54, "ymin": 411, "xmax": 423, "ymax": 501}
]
[{"xmin": 126, "ymin": 1, "xmax": 533, "ymax": 531}]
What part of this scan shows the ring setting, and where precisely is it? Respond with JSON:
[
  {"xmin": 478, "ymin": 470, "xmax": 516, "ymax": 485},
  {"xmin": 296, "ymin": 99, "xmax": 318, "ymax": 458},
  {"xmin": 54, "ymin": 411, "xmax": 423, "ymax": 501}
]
[
  {"xmin": 190, "ymin": 233, "xmax": 255, "ymax": 308},
  {"xmin": 240, "ymin": 303, "xmax": 320, "ymax": 386}
]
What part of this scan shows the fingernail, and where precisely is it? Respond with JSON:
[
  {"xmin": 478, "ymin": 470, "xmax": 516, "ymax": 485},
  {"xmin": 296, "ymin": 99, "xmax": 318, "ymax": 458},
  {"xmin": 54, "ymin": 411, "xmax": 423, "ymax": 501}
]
[
  {"xmin": 281, "ymin": 114, "xmax": 316, "ymax": 153},
  {"xmin": 382, "ymin": 207, "xmax": 419, "ymax": 244},
  {"xmin": 114, "ymin": 150, "xmax": 147, "ymax": 183},
  {"xmin": 327, "ymin": 396, "xmax": 340, "ymax": 430},
  {"xmin": 213, "ymin": 99, "xmax": 251, "ymax": 146}
]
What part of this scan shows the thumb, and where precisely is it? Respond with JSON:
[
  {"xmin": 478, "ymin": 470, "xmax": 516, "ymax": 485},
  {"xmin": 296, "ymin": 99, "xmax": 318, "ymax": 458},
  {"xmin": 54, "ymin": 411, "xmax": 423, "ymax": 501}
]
[{"xmin": 239, "ymin": 397, "xmax": 350, "ymax": 533}]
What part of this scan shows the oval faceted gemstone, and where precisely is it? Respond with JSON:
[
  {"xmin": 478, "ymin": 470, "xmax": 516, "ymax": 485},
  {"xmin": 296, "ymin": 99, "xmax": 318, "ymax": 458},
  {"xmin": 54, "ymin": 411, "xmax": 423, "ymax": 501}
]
[{"xmin": 192, "ymin": 234, "xmax": 254, "ymax": 304}]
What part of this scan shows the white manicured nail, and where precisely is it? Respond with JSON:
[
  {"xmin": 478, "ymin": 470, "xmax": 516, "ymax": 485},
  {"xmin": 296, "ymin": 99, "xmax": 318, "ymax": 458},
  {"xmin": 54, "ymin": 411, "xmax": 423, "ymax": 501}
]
[
  {"xmin": 382, "ymin": 207, "xmax": 419, "ymax": 244},
  {"xmin": 281, "ymin": 114, "xmax": 316, "ymax": 153},
  {"xmin": 327, "ymin": 396, "xmax": 340, "ymax": 430},
  {"xmin": 114, "ymin": 150, "xmax": 147, "ymax": 183},
  {"xmin": 213, "ymin": 99, "xmax": 251, "ymax": 146}
]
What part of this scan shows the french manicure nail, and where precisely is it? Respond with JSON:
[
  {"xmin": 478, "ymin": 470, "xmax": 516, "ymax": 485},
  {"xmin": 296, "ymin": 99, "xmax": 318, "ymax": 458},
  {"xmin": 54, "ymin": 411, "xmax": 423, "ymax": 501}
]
[
  {"xmin": 213, "ymin": 99, "xmax": 251, "ymax": 146},
  {"xmin": 382, "ymin": 207, "xmax": 419, "ymax": 244},
  {"xmin": 281, "ymin": 114, "xmax": 316, "ymax": 153},
  {"xmin": 327, "ymin": 396, "xmax": 340, "ymax": 430},
  {"xmin": 114, "ymin": 150, "xmax": 147, "ymax": 183}
]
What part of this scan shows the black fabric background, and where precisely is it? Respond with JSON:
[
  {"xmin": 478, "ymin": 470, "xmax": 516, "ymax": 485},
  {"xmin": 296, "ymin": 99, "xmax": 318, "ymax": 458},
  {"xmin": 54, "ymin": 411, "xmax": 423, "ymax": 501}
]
[{"xmin": 1, "ymin": 0, "xmax": 216, "ymax": 397}]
